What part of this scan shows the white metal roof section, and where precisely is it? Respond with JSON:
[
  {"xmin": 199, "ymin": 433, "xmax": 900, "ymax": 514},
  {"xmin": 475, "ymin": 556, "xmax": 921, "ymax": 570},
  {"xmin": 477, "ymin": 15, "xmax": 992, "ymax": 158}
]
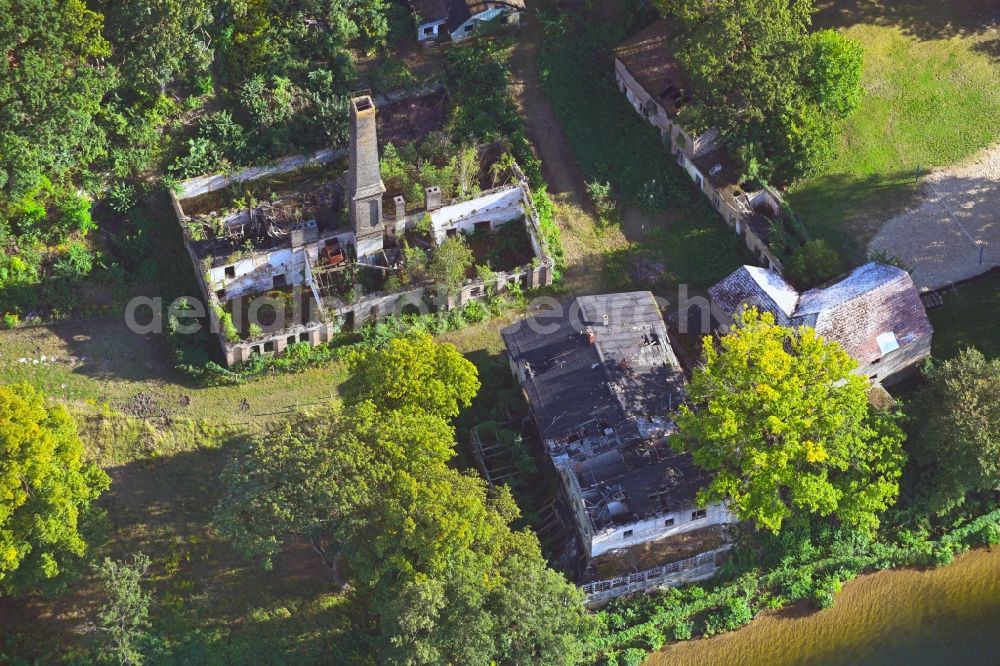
[
  {"xmin": 876, "ymin": 331, "xmax": 900, "ymax": 355},
  {"xmin": 745, "ymin": 265, "xmax": 799, "ymax": 316}
]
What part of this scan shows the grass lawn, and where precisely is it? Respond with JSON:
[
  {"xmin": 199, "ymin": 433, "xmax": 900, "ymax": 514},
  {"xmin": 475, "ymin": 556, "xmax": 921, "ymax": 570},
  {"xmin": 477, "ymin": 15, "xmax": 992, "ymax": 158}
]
[
  {"xmin": 788, "ymin": 19, "xmax": 1000, "ymax": 262},
  {"xmin": 928, "ymin": 270, "xmax": 1000, "ymax": 360}
]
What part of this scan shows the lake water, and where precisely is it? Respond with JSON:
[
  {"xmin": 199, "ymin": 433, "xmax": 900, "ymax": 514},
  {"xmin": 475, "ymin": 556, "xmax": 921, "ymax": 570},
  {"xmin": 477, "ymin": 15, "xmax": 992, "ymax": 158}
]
[{"xmin": 647, "ymin": 548, "xmax": 1000, "ymax": 666}]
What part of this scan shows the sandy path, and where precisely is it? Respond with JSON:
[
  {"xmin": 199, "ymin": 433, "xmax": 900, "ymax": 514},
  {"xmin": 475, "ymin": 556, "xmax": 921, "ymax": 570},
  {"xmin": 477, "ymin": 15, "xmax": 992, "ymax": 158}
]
[
  {"xmin": 869, "ymin": 143, "xmax": 1000, "ymax": 291},
  {"xmin": 508, "ymin": 9, "xmax": 626, "ymax": 295}
]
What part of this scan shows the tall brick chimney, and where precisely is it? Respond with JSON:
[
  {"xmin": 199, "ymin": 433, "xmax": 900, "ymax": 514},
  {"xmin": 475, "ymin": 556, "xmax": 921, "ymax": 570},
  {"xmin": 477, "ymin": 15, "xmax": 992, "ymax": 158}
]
[{"xmin": 348, "ymin": 95, "xmax": 386, "ymax": 257}]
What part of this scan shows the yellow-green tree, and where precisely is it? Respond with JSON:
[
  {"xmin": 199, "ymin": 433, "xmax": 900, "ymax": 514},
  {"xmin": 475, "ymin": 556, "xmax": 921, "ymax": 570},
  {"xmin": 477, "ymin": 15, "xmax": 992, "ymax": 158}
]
[
  {"xmin": 343, "ymin": 332, "xmax": 480, "ymax": 419},
  {"xmin": 674, "ymin": 309, "xmax": 905, "ymax": 534},
  {"xmin": 1, "ymin": 383, "xmax": 110, "ymax": 594}
]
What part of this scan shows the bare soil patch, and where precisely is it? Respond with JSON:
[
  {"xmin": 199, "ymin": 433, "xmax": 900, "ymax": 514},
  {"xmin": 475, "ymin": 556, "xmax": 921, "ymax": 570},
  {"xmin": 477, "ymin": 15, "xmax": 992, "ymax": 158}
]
[{"xmin": 869, "ymin": 143, "xmax": 1000, "ymax": 290}]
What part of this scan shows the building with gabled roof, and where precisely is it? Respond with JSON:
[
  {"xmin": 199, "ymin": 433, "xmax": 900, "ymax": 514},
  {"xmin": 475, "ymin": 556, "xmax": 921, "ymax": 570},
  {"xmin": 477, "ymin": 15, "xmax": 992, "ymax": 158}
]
[
  {"xmin": 408, "ymin": 0, "xmax": 524, "ymax": 41},
  {"xmin": 501, "ymin": 292, "xmax": 736, "ymax": 603},
  {"xmin": 709, "ymin": 262, "xmax": 933, "ymax": 385}
]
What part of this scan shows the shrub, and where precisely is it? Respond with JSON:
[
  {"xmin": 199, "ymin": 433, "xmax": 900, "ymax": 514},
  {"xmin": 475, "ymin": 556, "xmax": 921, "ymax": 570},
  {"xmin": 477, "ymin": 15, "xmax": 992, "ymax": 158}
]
[
  {"xmin": 982, "ymin": 521, "xmax": 1000, "ymax": 547},
  {"xmin": 429, "ymin": 235, "xmax": 474, "ymax": 295},
  {"xmin": 107, "ymin": 182, "xmax": 138, "ymax": 213},
  {"xmin": 3, "ymin": 312, "xmax": 20, "ymax": 329},
  {"xmin": 240, "ymin": 74, "xmax": 297, "ymax": 128},
  {"xmin": 671, "ymin": 620, "xmax": 694, "ymax": 641},
  {"xmin": 810, "ymin": 576, "xmax": 841, "ymax": 610},
  {"xmin": 621, "ymin": 648, "xmax": 648, "ymax": 666},
  {"xmin": 785, "ymin": 239, "xmax": 841, "ymax": 289},
  {"xmin": 248, "ymin": 323, "xmax": 263, "ymax": 339},
  {"xmin": 933, "ymin": 543, "xmax": 955, "ymax": 566},
  {"xmin": 212, "ymin": 305, "xmax": 240, "ymax": 343},
  {"xmin": 532, "ymin": 188, "xmax": 565, "ymax": 279},
  {"xmin": 720, "ymin": 597, "xmax": 754, "ymax": 631},
  {"xmin": 52, "ymin": 242, "xmax": 94, "ymax": 279},
  {"xmin": 170, "ymin": 137, "xmax": 225, "ymax": 178}
]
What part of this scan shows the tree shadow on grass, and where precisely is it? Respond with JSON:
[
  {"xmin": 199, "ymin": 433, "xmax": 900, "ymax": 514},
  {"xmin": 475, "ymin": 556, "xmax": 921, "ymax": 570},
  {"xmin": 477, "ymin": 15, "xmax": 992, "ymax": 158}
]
[
  {"xmin": 0, "ymin": 429, "xmax": 356, "ymax": 663},
  {"xmin": 813, "ymin": 0, "xmax": 1000, "ymax": 40},
  {"xmin": 971, "ymin": 36, "xmax": 1000, "ymax": 63},
  {"xmin": 787, "ymin": 169, "xmax": 922, "ymax": 263}
]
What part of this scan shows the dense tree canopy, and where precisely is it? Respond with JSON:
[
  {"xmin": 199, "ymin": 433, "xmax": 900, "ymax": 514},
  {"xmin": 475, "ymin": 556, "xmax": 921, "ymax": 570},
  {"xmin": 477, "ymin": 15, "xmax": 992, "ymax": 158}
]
[
  {"xmin": 218, "ymin": 333, "xmax": 595, "ymax": 664},
  {"xmin": 910, "ymin": 348, "xmax": 1000, "ymax": 512},
  {"xmin": 94, "ymin": 0, "xmax": 213, "ymax": 99},
  {"xmin": 674, "ymin": 309, "xmax": 905, "ymax": 534},
  {"xmin": 96, "ymin": 553, "xmax": 153, "ymax": 666},
  {"xmin": 0, "ymin": 383, "xmax": 110, "ymax": 594},
  {"xmin": 658, "ymin": 0, "xmax": 864, "ymax": 183},
  {"xmin": 343, "ymin": 332, "xmax": 481, "ymax": 419},
  {"xmin": 0, "ymin": 0, "xmax": 113, "ymax": 197}
]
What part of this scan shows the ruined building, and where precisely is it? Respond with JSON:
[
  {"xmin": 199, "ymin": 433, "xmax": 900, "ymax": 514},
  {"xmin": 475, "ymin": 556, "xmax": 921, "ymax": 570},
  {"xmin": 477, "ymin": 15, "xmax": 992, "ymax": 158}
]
[
  {"xmin": 501, "ymin": 292, "xmax": 737, "ymax": 604},
  {"xmin": 171, "ymin": 94, "xmax": 553, "ymax": 365},
  {"xmin": 408, "ymin": 0, "xmax": 525, "ymax": 42},
  {"xmin": 614, "ymin": 19, "xmax": 805, "ymax": 273}
]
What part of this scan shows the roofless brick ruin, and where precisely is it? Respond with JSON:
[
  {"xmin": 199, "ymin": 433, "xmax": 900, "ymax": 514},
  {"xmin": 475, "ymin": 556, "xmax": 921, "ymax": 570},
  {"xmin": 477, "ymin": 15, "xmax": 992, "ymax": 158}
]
[{"xmin": 170, "ymin": 94, "xmax": 553, "ymax": 366}]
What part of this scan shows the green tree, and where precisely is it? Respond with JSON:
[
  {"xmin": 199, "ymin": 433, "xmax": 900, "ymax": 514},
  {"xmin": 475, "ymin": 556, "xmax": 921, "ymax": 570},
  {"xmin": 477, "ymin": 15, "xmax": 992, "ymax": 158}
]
[
  {"xmin": 803, "ymin": 29, "xmax": 865, "ymax": 117},
  {"xmin": 96, "ymin": 552, "xmax": 153, "ymax": 666},
  {"xmin": 674, "ymin": 309, "xmax": 905, "ymax": 534},
  {"xmin": 217, "ymin": 332, "xmax": 593, "ymax": 664},
  {"xmin": 379, "ymin": 547, "xmax": 597, "ymax": 665},
  {"xmin": 95, "ymin": 0, "xmax": 214, "ymax": 98},
  {"xmin": 660, "ymin": 0, "xmax": 864, "ymax": 183},
  {"xmin": 214, "ymin": 402, "xmax": 457, "ymax": 582},
  {"xmin": 911, "ymin": 348, "xmax": 1000, "ymax": 512},
  {"xmin": 0, "ymin": 0, "xmax": 114, "ymax": 196},
  {"xmin": 785, "ymin": 239, "xmax": 841, "ymax": 289},
  {"xmin": 216, "ymin": 404, "xmax": 594, "ymax": 664},
  {"xmin": 0, "ymin": 383, "xmax": 110, "ymax": 594},
  {"xmin": 429, "ymin": 235, "xmax": 475, "ymax": 295},
  {"xmin": 343, "ymin": 332, "xmax": 480, "ymax": 419}
]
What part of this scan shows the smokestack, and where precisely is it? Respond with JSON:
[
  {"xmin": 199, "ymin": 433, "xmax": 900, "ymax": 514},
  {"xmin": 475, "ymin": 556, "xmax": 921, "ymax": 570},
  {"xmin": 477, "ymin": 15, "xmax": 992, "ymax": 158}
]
[
  {"xmin": 348, "ymin": 95, "xmax": 386, "ymax": 257},
  {"xmin": 424, "ymin": 185, "xmax": 442, "ymax": 211}
]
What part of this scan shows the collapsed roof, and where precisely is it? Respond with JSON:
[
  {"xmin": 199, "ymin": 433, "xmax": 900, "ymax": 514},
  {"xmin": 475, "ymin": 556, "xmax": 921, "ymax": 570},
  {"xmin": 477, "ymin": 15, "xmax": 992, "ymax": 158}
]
[
  {"xmin": 501, "ymin": 292, "xmax": 686, "ymax": 443},
  {"xmin": 613, "ymin": 19, "xmax": 692, "ymax": 117}
]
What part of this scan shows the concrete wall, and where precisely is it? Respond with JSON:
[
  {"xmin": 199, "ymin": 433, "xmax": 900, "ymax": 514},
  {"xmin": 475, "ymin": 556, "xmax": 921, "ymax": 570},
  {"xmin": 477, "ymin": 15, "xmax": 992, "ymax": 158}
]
[
  {"xmin": 615, "ymin": 57, "xmax": 786, "ymax": 273},
  {"xmin": 590, "ymin": 501, "xmax": 735, "ymax": 558},
  {"xmin": 207, "ymin": 231, "xmax": 357, "ymax": 299},
  {"xmin": 416, "ymin": 19, "xmax": 446, "ymax": 41},
  {"xmin": 678, "ymin": 153, "xmax": 785, "ymax": 272},
  {"xmin": 859, "ymin": 333, "xmax": 932, "ymax": 387},
  {"xmin": 175, "ymin": 148, "xmax": 342, "ymax": 200},
  {"xmin": 451, "ymin": 7, "xmax": 520, "ymax": 41},
  {"xmin": 428, "ymin": 186, "xmax": 526, "ymax": 243},
  {"xmin": 552, "ymin": 442, "xmax": 736, "ymax": 559},
  {"xmin": 614, "ymin": 59, "xmax": 672, "ymax": 138}
]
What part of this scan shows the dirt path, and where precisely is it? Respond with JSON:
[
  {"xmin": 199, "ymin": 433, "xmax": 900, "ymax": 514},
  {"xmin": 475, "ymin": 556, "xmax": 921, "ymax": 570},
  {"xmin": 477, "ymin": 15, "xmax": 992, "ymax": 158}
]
[
  {"xmin": 509, "ymin": 9, "xmax": 627, "ymax": 295},
  {"xmin": 869, "ymin": 142, "xmax": 1000, "ymax": 291}
]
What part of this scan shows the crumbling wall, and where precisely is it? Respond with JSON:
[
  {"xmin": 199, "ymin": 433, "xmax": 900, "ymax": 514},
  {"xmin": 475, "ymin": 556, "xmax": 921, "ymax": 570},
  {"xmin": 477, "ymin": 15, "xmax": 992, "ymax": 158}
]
[{"xmin": 590, "ymin": 501, "xmax": 735, "ymax": 558}]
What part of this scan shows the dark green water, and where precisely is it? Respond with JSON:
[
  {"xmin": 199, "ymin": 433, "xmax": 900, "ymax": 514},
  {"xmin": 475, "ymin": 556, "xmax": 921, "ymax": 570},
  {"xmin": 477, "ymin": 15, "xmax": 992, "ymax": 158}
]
[{"xmin": 648, "ymin": 548, "xmax": 1000, "ymax": 666}]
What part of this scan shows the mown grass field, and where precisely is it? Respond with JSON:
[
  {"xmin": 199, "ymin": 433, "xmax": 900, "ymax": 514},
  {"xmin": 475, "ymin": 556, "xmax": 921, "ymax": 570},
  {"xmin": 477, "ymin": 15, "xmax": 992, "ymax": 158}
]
[
  {"xmin": 0, "ymin": 318, "xmax": 370, "ymax": 661},
  {"xmin": 788, "ymin": 10, "xmax": 1000, "ymax": 261}
]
